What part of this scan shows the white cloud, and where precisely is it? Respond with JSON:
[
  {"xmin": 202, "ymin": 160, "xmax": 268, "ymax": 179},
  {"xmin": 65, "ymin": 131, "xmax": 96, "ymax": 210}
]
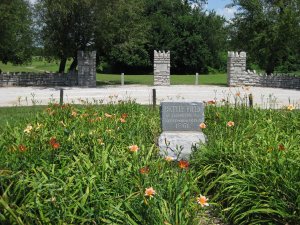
[{"xmin": 216, "ymin": 7, "xmax": 237, "ymax": 20}]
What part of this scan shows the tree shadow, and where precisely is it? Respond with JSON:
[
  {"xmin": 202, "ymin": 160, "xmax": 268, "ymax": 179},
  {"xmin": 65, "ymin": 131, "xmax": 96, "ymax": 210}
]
[{"xmin": 96, "ymin": 80, "xmax": 142, "ymax": 86}]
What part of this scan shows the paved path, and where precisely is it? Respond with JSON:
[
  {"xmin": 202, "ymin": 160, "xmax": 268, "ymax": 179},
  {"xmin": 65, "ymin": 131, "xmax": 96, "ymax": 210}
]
[{"xmin": 0, "ymin": 85, "xmax": 299, "ymax": 108}]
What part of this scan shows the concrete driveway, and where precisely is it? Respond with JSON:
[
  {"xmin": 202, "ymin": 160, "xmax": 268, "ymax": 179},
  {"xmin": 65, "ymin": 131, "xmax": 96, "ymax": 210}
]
[{"xmin": 0, "ymin": 85, "xmax": 299, "ymax": 109}]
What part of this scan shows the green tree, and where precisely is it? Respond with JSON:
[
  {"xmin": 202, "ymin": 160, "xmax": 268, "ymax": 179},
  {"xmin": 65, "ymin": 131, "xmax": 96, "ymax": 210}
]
[
  {"xmin": 95, "ymin": 0, "xmax": 151, "ymax": 73},
  {"xmin": 230, "ymin": 0, "xmax": 300, "ymax": 74},
  {"xmin": 35, "ymin": 0, "xmax": 99, "ymax": 73},
  {"xmin": 35, "ymin": 0, "xmax": 150, "ymax": 73},
  {"xmin": 145, "ymin": 0, "xmax": 227, "ymax": 73},
  {"xmin": 0, "ymin": 0, "xmax": 33, "ymax": 65}
]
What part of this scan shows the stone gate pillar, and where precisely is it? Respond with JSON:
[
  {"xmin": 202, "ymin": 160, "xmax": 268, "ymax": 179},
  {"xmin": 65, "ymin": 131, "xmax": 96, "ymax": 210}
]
[
  {"xmin": 227, "ymin": 51, "xmax": 246, "ymax": 86},
  {"xmin": 77, "ymin": 51, "xmax": 96, "ymax": 87},
  {"xmin": 154, "ymin": 50, "xmax": 170, "ymax": 86}
]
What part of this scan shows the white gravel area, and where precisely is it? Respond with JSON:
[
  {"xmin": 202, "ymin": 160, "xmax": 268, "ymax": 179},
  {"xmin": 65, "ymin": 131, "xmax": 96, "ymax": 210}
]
[{"xmin": 0, "ymin": 85, "xmax": 299, "ymax": 108}]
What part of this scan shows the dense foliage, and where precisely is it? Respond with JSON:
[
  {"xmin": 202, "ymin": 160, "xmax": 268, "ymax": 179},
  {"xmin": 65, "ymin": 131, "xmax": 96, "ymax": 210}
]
[
  {"xmin": 1, "ymin": 0, "xmax": 300, "ymax": 74},
  {"xmin": 34, "ymin": 0, "xmax": 226, "ymax": 74},
  {"xmin": 0, "ymin": 0, "xmax": 32, "ymax": 65},
  {"xmin": 0, "ymin": 102, "xmax": 206, "ymax": 224},
  {"xmin": 229, "ymin": 0, "xmax": 300, "ymax": 73},
  {"xmin": 193, "ymin": 103, "xmax": 300, "ymax": 224},
  {"xmin": 0, "ymin": 101, "xmax": 299, "ymax": 224}
]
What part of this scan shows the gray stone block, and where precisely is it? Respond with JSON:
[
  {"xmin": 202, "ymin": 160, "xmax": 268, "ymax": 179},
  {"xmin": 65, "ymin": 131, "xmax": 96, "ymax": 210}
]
[
  {"xmin": 158, "ymin": 131, "xmax": 206, "ymax": 160},
  {"xmin": 161, "ymin": 102, "xmax": 204, "ymax": 132}
]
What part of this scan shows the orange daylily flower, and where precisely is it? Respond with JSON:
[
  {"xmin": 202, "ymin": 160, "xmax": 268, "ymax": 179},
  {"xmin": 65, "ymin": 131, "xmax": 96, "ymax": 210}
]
[
  {"xmin": 199, "ymin": 122, "xmax": 206, "ymax": 129},
  {"xmin": 18, "ymin": 144, "xmax": 27, "ymax": 152},
  {"xmin": 144, "ymin": 187, "xmax": 156, "ymax": 198},
  {"xmin": 80, "ymin": 113, "xmax": 89, "ymax": 118},
  {"xmin": 49, "ymin": 137, "xmax": 57, "ymax": 145},
  {"xmin": 196, "ymin": 195, "xmax": 209, "ymax": 207},
  {"xmin": 227, "ymin": 121, "xmax": 235, "ymax": 127},
  {"xmin": 207, "ymin": 100, "xmax": 216, "ymax": 105},
  {"xmin": 165, "ymin": 156, "xmax": 175, "ymax": 162},
  {"xmin": 129, "ymin": 145, "xmax": 139, "ymax": 152},
  {"xmin": 52, "ymin": 142, "xmax": 60, "ymax": 149},
  {"xmin": 121, "ymin": 113, "xmax": 128, "ymax": 119},
  {"xmin": 95, "ymin": 117, "xmax": 102, "ymax": 121},
  {"xmin": 105, "ymin": 113, "xmax": 113, "ymax": 118},
  {"xmin": 178, "ymin": 160, "xmax": 189, "ymax": 169},
  {"xmin": 139, "ymin": 166, "xmax": 150, "ymax": 174},
  {"xmin": 50, "ymin": 137, "xmax": 60, "ymax": 149},
  {"xmin": 278, "ymin": 144, "xmax": 285, "ymax": 151},
  {"xmin": 71, "ymin": 111, "xmax": 77, "ymax": 117}
]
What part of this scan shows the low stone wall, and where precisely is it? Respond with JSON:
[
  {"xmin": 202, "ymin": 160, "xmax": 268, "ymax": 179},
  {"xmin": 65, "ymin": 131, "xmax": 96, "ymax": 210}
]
[
  {"xmin": 0, "ymin": 72, "xmax": 78, "ymax": 87},
  {"xmin": 227, "ymin": 51, "xmax": 300, "ymax": 89},
  {"xmin": 0, "ymin": 51, "xmax": 96, "ymax": 87}
]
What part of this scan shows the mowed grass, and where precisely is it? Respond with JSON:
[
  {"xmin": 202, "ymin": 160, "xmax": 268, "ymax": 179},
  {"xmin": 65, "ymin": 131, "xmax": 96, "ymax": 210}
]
[
  {"xmin": 97, "ymin": 73, "xmax": 227, "ymax": 86},
  {"xmin": 0, "ymin": 59, "xmax": 227, "ymax": 86},
  {"xmin": 0, "ymin": 106, "xmax": 46, "ymax": 129},
  {"xmin": 0, "ymin": 58, "xmax": 72, "ymax": 73}
]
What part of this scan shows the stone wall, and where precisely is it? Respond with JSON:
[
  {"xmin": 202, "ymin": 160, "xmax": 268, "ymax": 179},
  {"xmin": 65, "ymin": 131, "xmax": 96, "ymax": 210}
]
[
  {"xmin": 0, "ymin": 71, "xmax": 78, "ymax": 87},
  {"xmin": 227, "ymin": 51, "xmax": 300, "ymax": 89},
  {"xmin": 154, "ymin": 50, "xmax": 170, "ymax": 86},
  {"xmin": 0, "ymin": 51, "xmax": 97, "ymax": 87}
]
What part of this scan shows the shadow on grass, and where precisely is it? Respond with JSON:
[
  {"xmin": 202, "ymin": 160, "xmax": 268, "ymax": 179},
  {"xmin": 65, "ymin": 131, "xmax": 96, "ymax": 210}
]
[
  {"xmin": 97, "ymin": 80, "xmax": 227, "ymax": 86},
  {"xmin": 96, "ymin": 81, "xmax": 142, "ymax": 85},
  {"xmin": 201, "ymin": 83, "xmax": 227, "ymax": 87}
]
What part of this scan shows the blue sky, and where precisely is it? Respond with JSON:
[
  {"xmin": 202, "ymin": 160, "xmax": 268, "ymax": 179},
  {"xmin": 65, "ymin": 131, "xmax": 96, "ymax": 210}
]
[
  {"xmin": 29, "ymin": 0, "xmax": 236, "ymax": 19},
  {"xmin": 206, "ymin": 0, "xmax": 236, "ymax": 19},
  {"xmin": 207, "ymin": 0, "xmax": 231, "ymax": 10}
]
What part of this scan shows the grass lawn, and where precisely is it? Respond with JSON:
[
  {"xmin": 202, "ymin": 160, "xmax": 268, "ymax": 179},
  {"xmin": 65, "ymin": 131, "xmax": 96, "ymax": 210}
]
[
  {"xmin": 97, "ymin": 73, "xmax": 227, "ymax": 86},
  {"xmin": 1, "ymin": 59, "xmax": 227, "ymax": 86},
  {"xmin": 0, "ymin": 58, "xmax": 72, "ymax": 73},
  {"xmin": 0, "ymin": 106, "xmax": 46, "ymax": 129}
]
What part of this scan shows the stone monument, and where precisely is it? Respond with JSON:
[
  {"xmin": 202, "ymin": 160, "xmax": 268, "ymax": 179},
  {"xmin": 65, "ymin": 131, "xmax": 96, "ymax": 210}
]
[
  {"xmin": 158, "ymin": 102, "xmax": 206, "ymax": 160},
  {"xmin": 154, "ymin": 50, "xmax": 170, "ymax": 86}
]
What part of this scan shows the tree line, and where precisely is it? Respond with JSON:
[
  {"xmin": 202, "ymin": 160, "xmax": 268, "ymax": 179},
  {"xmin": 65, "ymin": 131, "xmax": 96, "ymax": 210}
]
[{"xmin": 0, "ymin": 0, "xmax": 299, "ymax": 74}]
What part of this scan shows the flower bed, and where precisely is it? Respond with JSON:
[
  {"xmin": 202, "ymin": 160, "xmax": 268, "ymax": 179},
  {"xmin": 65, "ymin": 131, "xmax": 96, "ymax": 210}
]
[
  {"xmin": 192, "ymin": 104, "xmax": 300, "ymax": 225},
  {"xmin": 0, "ymin": 102, "xmax": 207, "ymax": 224},
  {"xmin": 1, "ymin": 101, "xmax": 299, "ymax": 224}
]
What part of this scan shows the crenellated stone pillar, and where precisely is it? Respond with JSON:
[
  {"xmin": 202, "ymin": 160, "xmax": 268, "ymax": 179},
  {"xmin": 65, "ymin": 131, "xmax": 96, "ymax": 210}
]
[
  {"xmin": 77, "ymin": 51, "xmax": 96, "ymax": 87},
  {"xmin": 227, "ymin": 51, "xmax": 246, "ymax": 86},
  {"xmin": 154, "ymin": 50, "xmax": 170, "ymax": 86}
]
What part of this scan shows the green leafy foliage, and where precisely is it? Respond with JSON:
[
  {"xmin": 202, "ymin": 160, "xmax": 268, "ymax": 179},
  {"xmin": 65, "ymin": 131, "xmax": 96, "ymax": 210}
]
[
  {"xmin": 0, "ymin": 102, "xmax": 205, "ymax": 224},
  {"xmin": 145, "ymin": 0, "xmax": 227, "ymax": 74},
  {"xmin": 230, "ymin": 0, "xmax": 300, "ymax": 74},
  {"xmin": 0, "ymin": 0, "xmax": 33, "ymax": 65},
  {"xmin": 32, "ymin": 0, "xmax": 227, "ymax": 74},
  {"xmin": 35, "ymin": 0, "xmax": 100, "ymax": 72},
  {"xmin": 192, "ymin": 103, "xmax": 300, "ymax": 224}
]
